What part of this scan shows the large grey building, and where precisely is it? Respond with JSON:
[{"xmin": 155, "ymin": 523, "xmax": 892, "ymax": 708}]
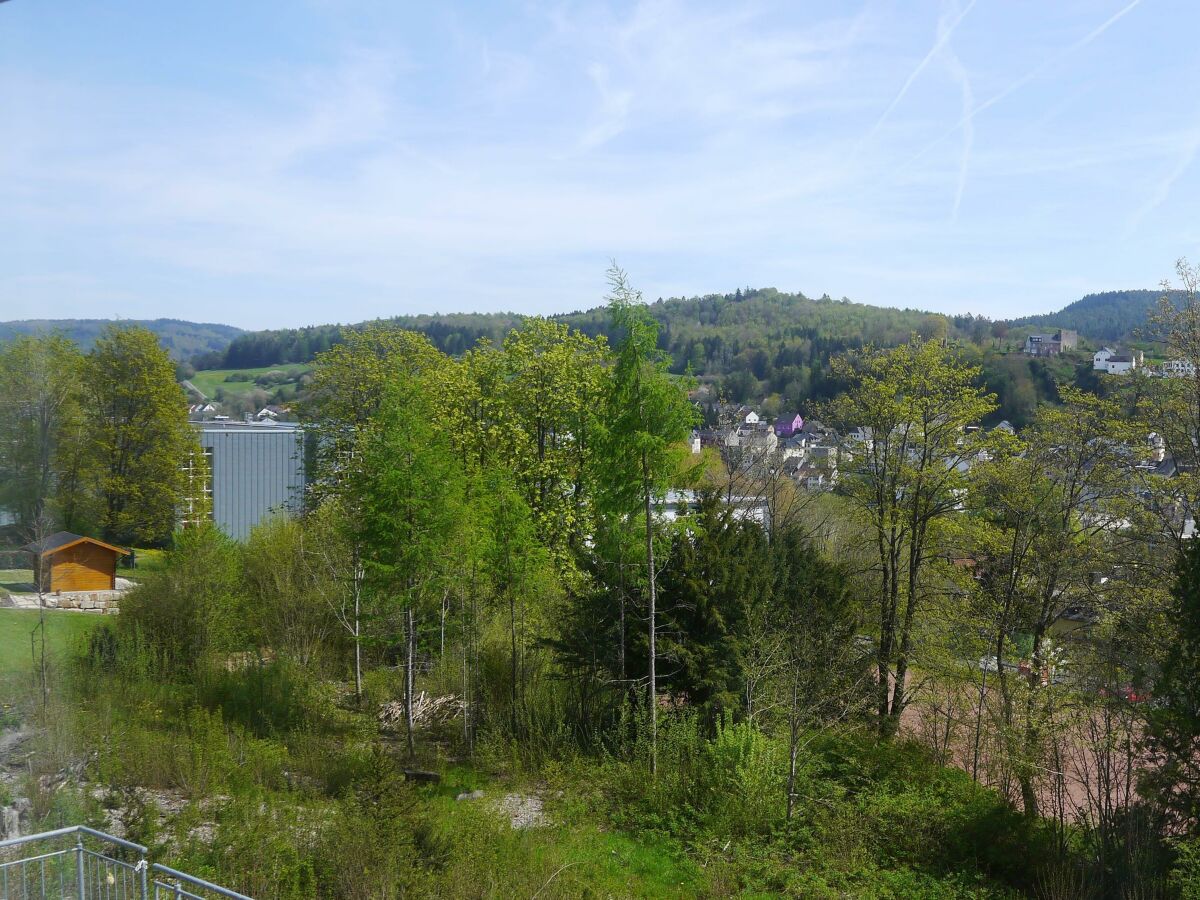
[{"xmin": 190, "ymin": 422, "xmax": 306, "ymax": 540}]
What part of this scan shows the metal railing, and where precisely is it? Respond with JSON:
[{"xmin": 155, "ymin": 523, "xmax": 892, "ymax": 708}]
[{"xmin": 0, "ymin": 826, "xmax": 252, "ymax": 900}]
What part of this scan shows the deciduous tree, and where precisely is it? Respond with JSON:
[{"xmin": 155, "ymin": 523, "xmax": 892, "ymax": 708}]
[
  {"xmin": 826, "ymin": 337, "xmax": 995, "ymax": 735},
  {"xmin": 596, "ymin": 264, "xmax": 699, "ymax": 775},
  {"xmin": 81, "ymin": 326, "xmax": 196, "ymax": 546},
  {"xmin": 0, "ymin": 334, "xmax": 84, "ymax": 538}
]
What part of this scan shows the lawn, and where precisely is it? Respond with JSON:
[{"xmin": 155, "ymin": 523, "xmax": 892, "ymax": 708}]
[
  {"xmin": 0, "ymin": 608, "xmax": 104, "ymax": 679},
  {"xmin": 117, "ymin": 547, "xmax": 167, "ymax": 579},
  {"xmin": 0, "ymin": 568, "xmax": 35, "ymax": 593},
  {"xmin": 187, "ymin": 364, "xmax": 311, "ymax": 401}
]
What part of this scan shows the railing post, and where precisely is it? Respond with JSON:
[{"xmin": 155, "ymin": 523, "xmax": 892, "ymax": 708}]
[
  {"xmin": 75, "ymin": 834, "xmax": 86, "ymax": 900},
  {"xmin": 139, "ymin": 856, "xmax": 149, "ymax": 900}
]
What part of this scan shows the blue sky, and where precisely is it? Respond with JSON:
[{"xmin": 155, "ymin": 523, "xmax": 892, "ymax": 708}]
[{"xmin": 2, "ymin": 0, "xmax": 1194, "ymax": 329}]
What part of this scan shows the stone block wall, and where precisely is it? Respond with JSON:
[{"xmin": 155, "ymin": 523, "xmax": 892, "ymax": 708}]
[{"xmin": 47, "ymin": 590, "xmax": 123, "ymax": 614}]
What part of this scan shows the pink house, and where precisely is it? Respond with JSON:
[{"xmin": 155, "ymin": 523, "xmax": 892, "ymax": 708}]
[{"xmin": 774, "ymin": 413, "xmax": 804, "ymax": 438}]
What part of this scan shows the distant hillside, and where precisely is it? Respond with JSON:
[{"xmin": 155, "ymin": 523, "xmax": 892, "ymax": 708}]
[
  {"xmin": 1007, "ymin": 290, "xmax": 1179, "ymax": 343},
  {"xmin": 202, "ymin": 289, "xmax": 980, "ymax": 373},
  {"xmin": 0, "ymin": 318, "xmax": 244, "ymax": 359},
  {"xmin": 196, "ymin": 289, "xmax": 985, "ymax": 408}
]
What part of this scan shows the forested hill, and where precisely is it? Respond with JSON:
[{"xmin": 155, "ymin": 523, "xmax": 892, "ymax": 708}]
[
  {"xmin": 198, "ymin": 288, "xmax": 981, "ymax": 388},
  {"xmin": 0, "ymin": 318, "xmax": 243, "ymax": 360},
  {"xmin": 1007, "ymin": 289, "xmax": 1175, "ymax": 342}
]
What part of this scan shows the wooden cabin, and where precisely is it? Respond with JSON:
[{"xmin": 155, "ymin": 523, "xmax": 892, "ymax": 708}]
[{"xmin": 21, "ymin": 532, "xmax": 125, "ymax": 592}]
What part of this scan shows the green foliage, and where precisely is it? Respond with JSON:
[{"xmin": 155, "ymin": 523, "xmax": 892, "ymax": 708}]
[
  {"xmin": 569, "ymin": 717, "xmax": 1051, "ymax": 896},
  {"xmin": 596, "ymin": 267, "xmax": 700, "ymax": 521},
  {"xmin": 197, "ymin": 287, "xmax": 993, "ymax": 411},
  {"xmin": 78, "ymin": 325, "xmax": 199, "ymax": 545},
  {"xmin": 22, "ymin": 268, "xmax": 1186, "ymax": 898},
  {"xmin": 196, "ymin": 660, "xmax": 318, "ymax": 738},
  {"xmin": 354, "ymin": 376, "xmax": 465, "ymax": 619},
  {"xmin": 302, "ymin": 323, "xmax": 443, "ymax": 514},
  {"xmin": 1170, "ymin": 838, "xmax": 1200, "ymax": 898},
  {"xmin": 1010, "ymin": 289, "xmax": 1178, "ymax": 343},
  {"xmin": 242, "ymin": 515, "xmax": 345, "ymax": 673},
  {"xmin": 1142, "ymin": 536, "xmax": 1200, "ymax": 829},
  {"xmin": 0, "ymin": 333, "xmax": 84, "ymax": 536},
  {"xmin": 975, "ymin": 350, "xmax": 1080, "ymax": 428},
  {"xmin": 657, "ymin": 493, "xmax": 765, "ymax": 717},
  {"xmin": 826, "ymin": 338, "xmax": 996, "ymax": 734},
  {"xmin": 118, "ymin": 523, "xmax": 246, "ymax": 667}
]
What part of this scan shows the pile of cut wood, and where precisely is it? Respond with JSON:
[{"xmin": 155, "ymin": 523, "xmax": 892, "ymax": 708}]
[{"xmin": 378, "ymin": 692, "xmax": 462, "ymax": 729}]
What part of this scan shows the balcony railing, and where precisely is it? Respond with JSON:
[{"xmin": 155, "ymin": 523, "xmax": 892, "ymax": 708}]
[{"xmin": 0, "ymin": 826, "xmax": 251, "ymax": 899}]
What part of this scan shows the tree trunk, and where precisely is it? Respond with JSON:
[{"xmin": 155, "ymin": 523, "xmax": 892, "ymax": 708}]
[
  {"xmin": 352, "ymin": 555, "xmax": 364, "ymax": 701},
  {"xmin": 467, "ymin": 559, "xmax": 479, "ymax": 755},
  {"xmin": 876, "ymin": 571, "xmax": 894, "ymax": 729},
  {"xmin": 643, "ymin": 478, "xmax": 658, "ymax": 777},
  {"xmin": 510, "ymin": 590, "xmax": 519, "ymax": 739},
  {"xmin": 786, "ymin": 673, "xmax": 799, "ymax": 820},
  {"xmin": 876, "ymin": 528, "xmax": 901, "ymax": 735},
  {"xmin": 971, "ymin": 659, "xmax": 989, "ymax": 783},
  {"xmin": 405, "ymin": 606, "xmax": 416, "ymax": 762},
  {"xmin": 887, "ymin": 594, "xmax": 918, "ymax": 737},
  {"xmin": 888, "ymin": 519, "xmax": 926, "ymax": 735},
  {"xmin": 440, "ymin": 591, "xmax": 447, "ymax": 659},
  {"xmin": 461, "ymin": 585, "xmax": 471, "ymax": 752},
  {"xmin": 618, "ymin": 560, "xmax": 627, "ymax": 683}
]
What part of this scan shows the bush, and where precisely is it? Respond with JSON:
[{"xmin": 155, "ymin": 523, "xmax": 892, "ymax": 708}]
[
  {"xmin": 118, "ymin": 525, "xmax": 246, "ymax": 669},
  {"xmin": 1171, "ymin": 838, "xmax": 1200, "ymax": 899},
  {"xmin": 197, "ymin": 660, "xmax": 317, "ymax": 737}
]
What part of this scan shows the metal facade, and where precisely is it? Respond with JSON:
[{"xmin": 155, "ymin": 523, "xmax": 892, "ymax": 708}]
[{"xmin": 196, "ymin": 423, "xmax": 305, "ymax": 540}]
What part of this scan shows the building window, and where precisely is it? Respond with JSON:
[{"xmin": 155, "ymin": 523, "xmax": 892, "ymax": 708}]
[{"xmin": 180, "ymin": 446, "xmax": 214, "ymax": 528}]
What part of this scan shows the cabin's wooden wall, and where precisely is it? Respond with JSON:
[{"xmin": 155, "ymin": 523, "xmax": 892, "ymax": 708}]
[{"xmin": 49, "ymin": 543, "xmax": 116, "ymax": 592}]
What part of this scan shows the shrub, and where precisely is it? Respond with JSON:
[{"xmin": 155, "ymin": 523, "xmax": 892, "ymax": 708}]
[
  {"xmin": 118, "ymin": 525, "xmax": 246, "ymax": 669},
  {"xmin": 1170, "ymin": 838, "xmax": 1200, "ymax": 898},
  {"xmin": 197, "ymin": 659, "xmax": 316, "ymax": 737}
]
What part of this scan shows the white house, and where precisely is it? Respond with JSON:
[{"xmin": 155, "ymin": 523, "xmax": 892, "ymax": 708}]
[
  {"xmin": 731, "ymin": 422, "xmax": 778, "ymax": 453},
  {"xmin": 1105, "ymin": 353, "xmax": 1142, "ymax": 375},
  {"xmin": 1096, "ymin": 348, "xmax": 1143, "ymax": 375},
  {"xmin": 779, "ymin": 434, "xmax": 808, "ymax": 460},
  {"xmin": 657, "ymin": 490, "xmax": 769, "ymax": 526},
  {"xmin": 847, "ymin": 425, "xmax": 874, "ymax": 451},
  {"xmin": 1162, "ymin": 359, "xmax": 1197, "ymax": 378},
  {"xmin": 1093, "ymin": 347, "xmax": 1116, "ymax": 370}
]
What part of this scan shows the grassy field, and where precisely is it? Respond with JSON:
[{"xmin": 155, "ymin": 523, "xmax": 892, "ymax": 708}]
[
  {"xmin": 118, "ymin": 547, "xmax": 167, "ymax": 578},
  {"xmin": 188, "ymin": 364, "xmax": 311, "ymax": 401},
  {"xmin": 0, "ymin": 568, "xmax": 35, "ymax": 593},
  {"xmin": 0, "ymin": 608, "xmax": 104, "ymax": 679}
]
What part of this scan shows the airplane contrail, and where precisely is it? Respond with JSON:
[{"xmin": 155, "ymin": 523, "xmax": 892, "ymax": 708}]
[
  {"xmin": 864, "ymin": 0, "xmax": 977, "ymax": 143},
  {"xmin": 1127, "ymin": 127, "xmax": 1200, "ymax": 233},
  {"xmin": 906, "ymin": 0, "xmax": 1145, "ymax": 165}
]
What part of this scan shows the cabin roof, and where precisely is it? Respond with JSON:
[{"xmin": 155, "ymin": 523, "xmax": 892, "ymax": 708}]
[{"xmin": 20, "ymin": 532, "xmax": 126, "ymax": 558}]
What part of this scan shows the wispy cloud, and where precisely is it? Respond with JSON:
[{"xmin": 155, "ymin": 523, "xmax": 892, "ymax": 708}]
[
  {"xmin": 863, "ymin": 0, "xmax": 976, "ymax": 143},
  {"xmin": 907, "ymin": 0, "xmax": 1145, "ymax": 165},
  {"xmin": 939, "ymin": 1, "xmax": 975, "ymax": 221},
  {"xmin": 1128, "ymin": 125, "xmax": 1200, "ymax": 233},
  {"xmin": 579, "ymin": 62, "xmax": 634, "ymax": 149},
  {"xmin": 0, "ymin": 0, "xmax": 1192, "ymax": 326}
]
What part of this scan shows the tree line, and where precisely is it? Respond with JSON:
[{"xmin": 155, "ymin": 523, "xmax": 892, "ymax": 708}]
[
  {"xmin": 157, "ymin": 270, "xmax": 1200, "ymax": 890},
  {"xmin": 7, "ymin": 265, "xmax": 1200, "ymax": 893},
  {"xmin": 192, "ymin": 286, "xmax": 1140, "ymax": 432},
  {"xmin": 0, "ymin": 326, "xmax": 197, "ymax": 547}
]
